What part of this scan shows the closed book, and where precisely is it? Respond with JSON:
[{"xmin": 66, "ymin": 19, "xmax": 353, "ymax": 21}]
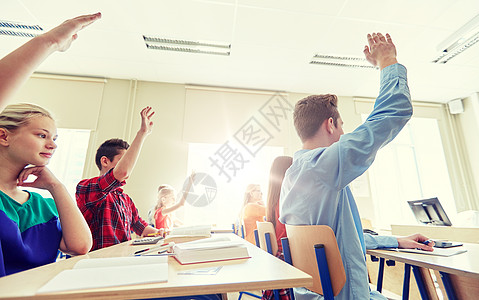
[
  {"xmin": 37, "ymin": 256, "xmax": 168, "ymax": 294},
  {"xmin": 165, "ymin": 225, "xmax": 212, "ymax": 244},
  {"xmin": 173, "ymin": 236, "xmax": 250, "ymax": 264}
]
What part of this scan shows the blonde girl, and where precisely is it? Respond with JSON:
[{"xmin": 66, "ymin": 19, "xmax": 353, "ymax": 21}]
[
  {"xmin": 0, "ymin": 13, "xmax": 100, "ymax": 277},
  {"xmin": 154, "ymin": 173, "xmax": 195, "ymax": 231},
  {"xmin": 240, "ymin": 183, "xmax": 265, "ymax": 244}
]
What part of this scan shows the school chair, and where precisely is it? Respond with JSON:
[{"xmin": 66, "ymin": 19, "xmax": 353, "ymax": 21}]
[
  {"xmin": 234, "ymin": 223, "xmax": 261, "ymax": 300},
  {"xmin": 256, "ymin": 222, "xmax": 292, "ymax": 300},
  {"xmin": 282, "ymin": 225, "xmax": 346, "ymax": 300}
]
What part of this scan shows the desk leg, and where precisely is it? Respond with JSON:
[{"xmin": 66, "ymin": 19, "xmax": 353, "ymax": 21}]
[
  {"xmin": 439, "ymin": 272, "xmax": 457, "ymax": 300},
  {"xmin": 412, "ymin": 266, "xmax": 430, "ymax": 300},
  {"xmin": 377, "ymin": 257, "xmax": 385, "ymax": 293},
  {"xmin": 403, "ymin": 263, "xmax": 411, "ymax": 300}
]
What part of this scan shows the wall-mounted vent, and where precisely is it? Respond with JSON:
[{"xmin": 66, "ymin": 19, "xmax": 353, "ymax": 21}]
[
  {"xmin": 0, "ymin": 20, "xmax": 43, "ymax": 38},
  {"xmin": 143, "ymin": 36, "xmax": 230, "ymax": 56},
  {"xmin": 310, "ymin": 54, "xmax": 376, "ymax": 69}
]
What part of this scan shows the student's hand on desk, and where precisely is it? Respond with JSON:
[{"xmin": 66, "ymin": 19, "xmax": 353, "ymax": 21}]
[
  {"xmin": 45, "ymin": 13, "xmax": 101, "ymax": 52},
  {"xmin": 397, "ymin": 233, "xmax": 435, "ymax": 251}
]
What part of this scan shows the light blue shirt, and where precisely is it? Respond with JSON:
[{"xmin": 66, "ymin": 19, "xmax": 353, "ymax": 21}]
[{"xmin": 279, "ymin": 63, "xmax": 412, "ymax": 300}]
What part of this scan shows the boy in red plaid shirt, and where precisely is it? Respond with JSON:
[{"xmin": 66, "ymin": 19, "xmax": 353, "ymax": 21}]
[{"xmin": 76, "ymin": 107, "xmax": 158, "ymax": 251}]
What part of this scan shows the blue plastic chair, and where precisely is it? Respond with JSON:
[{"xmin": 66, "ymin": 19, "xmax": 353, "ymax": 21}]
[
  {"xmin": 255, "ymin": 222, "xmax": 287, "ymax": 300},
  {"xmin": 282, "ymin": 225, "xmax": 346, "ymax": 300},
  {"xmin": 233, "ymin": 223, "xmax": 261, "ymax": 300}
]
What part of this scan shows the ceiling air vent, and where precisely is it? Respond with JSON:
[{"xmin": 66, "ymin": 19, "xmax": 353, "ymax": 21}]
[
  {"xmin": 310, "ymin": 54, "xmax": 376, "ymax": 69},
  {"xmin": 143, "ymin": 36, "xmax": 230, "ymax": 56},
  {"xmin": 0, "ymin": 20, "xmax": 43, "ymax": 38}
]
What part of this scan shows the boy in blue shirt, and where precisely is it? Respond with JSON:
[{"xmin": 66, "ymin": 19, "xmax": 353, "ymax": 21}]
[{"xmin": 279, "ymin": 33, "xmax": 434, "ymax": 299}]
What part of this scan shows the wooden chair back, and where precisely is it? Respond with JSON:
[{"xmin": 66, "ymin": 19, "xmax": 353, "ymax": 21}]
[
  {"xmin": 256, "ymin": 222, "xmax": 278, "ymax": 255},
  {"xmin": 285, "ymin": 224, "xmax": 346, "ymax": 296}
]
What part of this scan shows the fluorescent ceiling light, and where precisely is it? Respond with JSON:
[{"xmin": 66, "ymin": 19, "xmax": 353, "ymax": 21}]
[
  {"xmin": 143, "ymin": 36, "xmax": 231, "ymax": 56},
  {"xmin": 310, "ymin": 54, "xmax": 376, "ymax": 69},
  {"xmin": 0, "ymin": 20, "xmax": 43, "ymax": 38},
  {"xmin": 433, "ymin": 14, "xmax": 479, "ymax": 64}
]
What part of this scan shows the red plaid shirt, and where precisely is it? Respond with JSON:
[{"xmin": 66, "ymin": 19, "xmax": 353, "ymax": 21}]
[{"xmin": 76, "ymin": 169, "xmax": 147, "ymax": 251}]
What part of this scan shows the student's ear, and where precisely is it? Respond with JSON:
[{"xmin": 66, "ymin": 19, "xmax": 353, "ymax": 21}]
[
  {"xmin": 100, "ymin": 156, "xmax": 111, "ymax": 169},
  {"xmin": 325, "ymin": 117, "xmax": 335, "ymax": 134},
  {"xmin": 0, "ymin": 128, "xmax": 10, "ymax": 147}
]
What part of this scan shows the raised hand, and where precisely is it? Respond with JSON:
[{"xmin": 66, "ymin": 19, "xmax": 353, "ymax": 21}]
[
  {"xmin": 0, "ymin": 12, "xmax": 101, "ymax": 111},
  {"xmin": 44, "ymin": 13, "xmax": 102, "ymax": 52},
  {"xmin": 139, "ymin": 106, "xmax": 155, "ymax": 135},
  {"xmin": 363, "ymin": 33, "xmax": 398, "ymax": 70}
]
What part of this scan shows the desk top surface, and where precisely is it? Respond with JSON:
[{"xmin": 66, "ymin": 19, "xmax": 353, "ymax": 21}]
[
  {"xmin": 367, "ymin": 243, "xmax": 479, "ymax": 279},
  {"xmin": 0, "ymin": 233, "xmax": 312, "ymax": 299}
]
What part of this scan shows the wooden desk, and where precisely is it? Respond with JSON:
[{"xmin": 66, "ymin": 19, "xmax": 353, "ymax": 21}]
[
  {"xmin": 367, "ymin": 243, "xmax": 479, "ymax": 299},
  {"xmin": 391, "ymin": 224, "xmax": 479, "ymax": 244},
  {"xmin": 0, "ymin": 233, "xmax": 312, "ymax": 299}
]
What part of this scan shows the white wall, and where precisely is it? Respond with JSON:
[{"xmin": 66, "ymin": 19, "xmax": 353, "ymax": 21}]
[{"xmin": 23, "ymin": 73, "xmax": 479, "ymax": 226}]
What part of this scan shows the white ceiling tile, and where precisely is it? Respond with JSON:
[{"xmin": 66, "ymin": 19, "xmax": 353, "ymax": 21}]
[
  {"xmin": 339, "ymin": 0, "xmax": 453, "ymax": 27},
  {"xmin": 1, "ymin": 0, "xmax": 478, "ymax": 102},
  {"xmin": 234, "ymin": 6, "xmax": 335, "ymax": 50},
  {"xmin": 238, "ymin": 0, "xmax": 347, "ymax": 15}
]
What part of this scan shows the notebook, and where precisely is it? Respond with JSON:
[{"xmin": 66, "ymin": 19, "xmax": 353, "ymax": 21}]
[
  {"xmin": 383, "ymin": 247, "xmax": 467, "ymax": 257},
  {"xmin": 37, "ymin": 256, "xmax": 168, "ymax": 294}
]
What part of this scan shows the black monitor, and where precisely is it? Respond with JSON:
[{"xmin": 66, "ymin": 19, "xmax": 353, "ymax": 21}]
[{"xmin": 407, "ymin": 197, "xmax": 452, "ymax": 226}]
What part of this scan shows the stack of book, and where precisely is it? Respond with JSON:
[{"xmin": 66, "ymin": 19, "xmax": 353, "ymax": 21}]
[{"xmin": 173, "ymin": 235, "xmax": 250, "ymax": 265}]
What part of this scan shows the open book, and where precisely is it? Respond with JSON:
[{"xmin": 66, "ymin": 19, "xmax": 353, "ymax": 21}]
[
  {"xmin": 173, "ymin": 236, "xmax": 250, "ymax": 265},
  {"xmin": 165, "ymin": 224, "xmax": 212, "ymax": 244},
  {"xmin": 37, "ymin": 256, "xmax": 168, "ymax": 294},
  {"xmin": 382, "ymin": 247, "xmax": 467, "ymax": 257}
]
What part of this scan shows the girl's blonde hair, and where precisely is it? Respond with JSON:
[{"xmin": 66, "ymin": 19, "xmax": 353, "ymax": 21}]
[
  {"xmin": 239, "ymin": 184, "xmax": 260, "ymax": 219},
  {"xmin": 155, "ymin": 184, "xmax": 174, "ymax": 210},
  {"xmin": 0, "ymin": 103, "xmax": 53, "ymax": 132}
]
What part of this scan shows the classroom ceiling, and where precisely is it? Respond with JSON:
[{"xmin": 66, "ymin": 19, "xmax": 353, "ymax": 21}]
[{"xmin": 2, "ymin": 0, "xmax": 479, "ymax": 103}]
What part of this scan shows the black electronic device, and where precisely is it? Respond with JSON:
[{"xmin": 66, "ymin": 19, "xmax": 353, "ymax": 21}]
[
  {"xmin": 433, "ymin": 240, "xmax": 463, "ymax": 248},
  {"xmin": 407, "ymin": 197, "xmax": 452, "ymax": 226},
  {"xmin": 363, "ymin": 229, "xmax": 378, "ymax": 235}
]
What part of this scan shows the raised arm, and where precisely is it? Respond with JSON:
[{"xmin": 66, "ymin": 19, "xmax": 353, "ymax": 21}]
[
  {"xmin": 162, "ymin": 172, "xmax": 195, "ymax": 214},
  {"xmin": 316, "ymin": 33, "xmax": 412, "ymax": 190},
  {"xmin": 0, "ymin": 13, "xmax": 101, "ymax": 111},
  {"xmin": 113, "ymin": 106, "xmax": 155, "ymax": 181}
]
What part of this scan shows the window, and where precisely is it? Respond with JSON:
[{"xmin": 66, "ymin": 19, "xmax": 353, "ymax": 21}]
[
  {"xmin": 364, "ymin": 116, "xmax": 457, "ymax": 229},
  {"xmin": 25, "ymin": 128, "xmax": 90, "ymax": 199},
  {"xmin": 183, "ymin": 142, "xmax": 284, "ymax": 226}
]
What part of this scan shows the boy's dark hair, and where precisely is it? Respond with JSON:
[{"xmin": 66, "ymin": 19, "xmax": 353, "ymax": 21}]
[
  {"xmin": 293, "ymin": 94, "xmax": 340, "ymax": 142},
  {"xmin": 95, "ymin": 138, "xmax": 130, "ymax": 171}
]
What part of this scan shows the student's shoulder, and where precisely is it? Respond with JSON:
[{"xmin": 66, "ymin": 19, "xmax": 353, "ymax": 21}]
[{"xmin": 291, "ymin": 148, "xmax": 328, "ymax": 168}]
